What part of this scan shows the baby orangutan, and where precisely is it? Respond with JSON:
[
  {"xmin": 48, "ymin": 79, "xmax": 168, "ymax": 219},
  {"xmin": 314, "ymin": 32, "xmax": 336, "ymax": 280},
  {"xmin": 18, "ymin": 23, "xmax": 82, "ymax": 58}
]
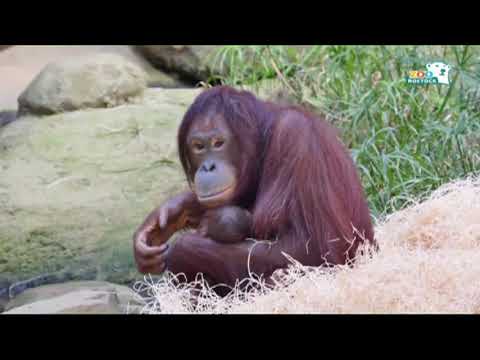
[
  {"xmin": 198, "ymin": 206, "xmax": 252, "ymax": 244},
  {"xmin": 145, "ymin": 204, "xmax": 252, "ymax": 247}
]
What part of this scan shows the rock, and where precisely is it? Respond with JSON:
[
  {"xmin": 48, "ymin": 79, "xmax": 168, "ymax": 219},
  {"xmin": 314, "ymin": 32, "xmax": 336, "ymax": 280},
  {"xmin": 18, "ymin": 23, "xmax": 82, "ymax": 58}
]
[
  {"xmin": 4, "ymin": 290, "xmax": 120, "ymax": 314},
  {"xmin": 241, "ymin": 78, "xmax": 294, "ymax": 103},
  {"xmin": 6, "ymin": 268, "xmax": 95, "ymax": 299},
  {"xmin": 0, "ymin": 88, "xmax": 201, "ymax": 285},
  {"xmin": 0, "ymin": 46, "xmax": 191, "ymax": 111},
  {"xmin": 0, "ymin": 111, "xmax": 16, "ymax": 127},
  {"xmin": 18, "ymin": 54, "xmax": 148, "ymax": 116},
  {"xmin": 147, "ymin": 70, "xmax": 192, "ymax": 89},
  {"xmin": 4, "ymin": 281, "xmax": 144, "ymax": 314},
  {"xmin": 136, "ymin": 45, "xmax": 221, "ymax": 82},
  {"xmin": 0, "ymin": 280, "xmax": 10, "ymax": 313}
]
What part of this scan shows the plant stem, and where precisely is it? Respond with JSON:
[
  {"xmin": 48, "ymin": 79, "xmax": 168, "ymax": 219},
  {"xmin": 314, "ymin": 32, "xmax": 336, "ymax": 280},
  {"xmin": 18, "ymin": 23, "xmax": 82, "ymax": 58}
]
[{"xmin": 437, "ymin": 45, "xmax": 470, "ymax": 114}]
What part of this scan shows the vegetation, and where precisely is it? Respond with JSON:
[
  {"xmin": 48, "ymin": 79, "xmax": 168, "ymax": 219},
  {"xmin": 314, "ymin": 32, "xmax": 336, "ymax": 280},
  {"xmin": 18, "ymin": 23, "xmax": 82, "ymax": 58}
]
[{"xmin": 210, "ymin": 45, "xmax": 480, "ymax": 220}]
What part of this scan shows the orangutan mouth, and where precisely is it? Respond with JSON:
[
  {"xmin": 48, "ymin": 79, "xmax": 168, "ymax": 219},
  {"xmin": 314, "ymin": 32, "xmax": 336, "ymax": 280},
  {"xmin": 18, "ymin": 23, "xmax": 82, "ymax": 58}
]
[{"xmin": 197, "ymin": 185, "xmax": 235, "ymax": 203}]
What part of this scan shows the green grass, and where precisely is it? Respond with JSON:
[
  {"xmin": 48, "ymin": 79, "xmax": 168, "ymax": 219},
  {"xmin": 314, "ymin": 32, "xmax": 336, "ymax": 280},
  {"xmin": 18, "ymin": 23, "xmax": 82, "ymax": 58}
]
[{"xmin": 209, "ymin": 45, "xmax": 480, "ymax": 221}]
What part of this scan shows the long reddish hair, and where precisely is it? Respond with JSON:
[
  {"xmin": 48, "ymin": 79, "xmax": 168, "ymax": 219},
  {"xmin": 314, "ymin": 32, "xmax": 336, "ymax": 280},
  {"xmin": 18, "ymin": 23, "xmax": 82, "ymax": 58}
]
[{"xmin": 178, "ymin": 86, "xmax": 375, "ymax": 265}]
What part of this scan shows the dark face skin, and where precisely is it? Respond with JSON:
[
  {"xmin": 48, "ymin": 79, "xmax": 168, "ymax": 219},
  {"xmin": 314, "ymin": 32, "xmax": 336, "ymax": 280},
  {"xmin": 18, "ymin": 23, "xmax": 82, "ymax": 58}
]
[{"xmin": 187, "ymin": 114, "xmax": 241, "ymax": 208}]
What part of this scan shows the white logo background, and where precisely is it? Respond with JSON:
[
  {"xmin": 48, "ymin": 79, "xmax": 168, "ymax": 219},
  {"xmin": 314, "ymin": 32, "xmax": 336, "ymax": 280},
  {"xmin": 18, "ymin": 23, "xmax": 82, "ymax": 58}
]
[{"xmin": 426, "ymin": 62, "xmax": 451, "ymax": 85}]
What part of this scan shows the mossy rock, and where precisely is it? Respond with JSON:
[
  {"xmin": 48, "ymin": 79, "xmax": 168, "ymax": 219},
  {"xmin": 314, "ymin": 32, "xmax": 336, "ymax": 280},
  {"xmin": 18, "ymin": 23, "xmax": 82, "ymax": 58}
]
[{"xmin": 0, "ymin": 88, "xmax": 201, "ymax": 286}]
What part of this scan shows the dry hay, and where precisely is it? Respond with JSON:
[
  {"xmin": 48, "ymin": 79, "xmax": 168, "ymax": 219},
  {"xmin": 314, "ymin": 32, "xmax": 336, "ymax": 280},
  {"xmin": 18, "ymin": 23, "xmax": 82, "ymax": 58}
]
[{"xmin": 133, "ymin": 175, "xmax": 480, "ymax": 314}]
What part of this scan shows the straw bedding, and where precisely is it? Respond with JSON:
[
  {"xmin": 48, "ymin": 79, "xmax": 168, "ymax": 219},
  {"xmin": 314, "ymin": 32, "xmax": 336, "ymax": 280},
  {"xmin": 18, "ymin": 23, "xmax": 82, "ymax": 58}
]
[{"xmin": 134, "ymin": 176, "xmax": 480, "ymax": 314}]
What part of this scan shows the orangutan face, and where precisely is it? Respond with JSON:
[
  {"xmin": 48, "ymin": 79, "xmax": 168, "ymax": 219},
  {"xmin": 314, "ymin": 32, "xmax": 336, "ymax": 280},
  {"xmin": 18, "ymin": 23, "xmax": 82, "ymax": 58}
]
[{"xmin": 186, "ymin": 114, "xmax": 241, "ymax": 208}]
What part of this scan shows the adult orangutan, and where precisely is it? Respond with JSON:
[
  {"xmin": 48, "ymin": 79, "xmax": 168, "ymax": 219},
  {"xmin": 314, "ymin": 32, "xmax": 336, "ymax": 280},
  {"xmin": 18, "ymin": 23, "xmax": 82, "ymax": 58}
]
[{"xmin": 133, "ymin": 85, "xmax": 375, "ymax": 290}]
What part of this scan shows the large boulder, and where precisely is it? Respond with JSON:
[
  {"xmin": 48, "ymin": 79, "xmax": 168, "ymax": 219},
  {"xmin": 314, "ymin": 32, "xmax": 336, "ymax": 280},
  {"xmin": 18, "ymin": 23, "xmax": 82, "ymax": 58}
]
[
  {"xmin": 0, "ymin": 88, "xmax": 201, "ymax": 286},
  {"xmin": 135, "ymin": 46, "xmax": 221, "ymax": 82},
  {"xmin": 0, "ymin": 46, "xmax": 190, "ymax": 112},
  {"xmin": 18, "ymin": 54, "xmax": 148, "ymax": 116},
  {"xmin": 3, "ymin": 281, "xmax": 144, "ymax": 314}
]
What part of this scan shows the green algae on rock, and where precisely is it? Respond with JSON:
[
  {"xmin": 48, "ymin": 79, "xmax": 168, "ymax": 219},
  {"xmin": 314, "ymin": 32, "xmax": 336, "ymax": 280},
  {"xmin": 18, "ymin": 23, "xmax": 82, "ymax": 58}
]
[{"xmin": 0, "ymin": 88, "xmax": 201, "ymax": 286}]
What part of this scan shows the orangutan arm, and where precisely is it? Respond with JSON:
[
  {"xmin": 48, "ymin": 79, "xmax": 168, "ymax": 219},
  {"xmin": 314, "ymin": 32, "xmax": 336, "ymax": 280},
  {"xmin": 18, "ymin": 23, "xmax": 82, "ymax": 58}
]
[{"xmin": 165, "ymin": 230, "xmax": 313, "ymax": 288}]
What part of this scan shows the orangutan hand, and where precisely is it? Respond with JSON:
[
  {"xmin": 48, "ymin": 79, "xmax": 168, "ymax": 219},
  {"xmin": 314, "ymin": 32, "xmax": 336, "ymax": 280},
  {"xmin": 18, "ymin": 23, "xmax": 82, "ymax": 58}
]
[{"xmin": 133, "ymin": 191, "xmax": 203, "ymax": 274}]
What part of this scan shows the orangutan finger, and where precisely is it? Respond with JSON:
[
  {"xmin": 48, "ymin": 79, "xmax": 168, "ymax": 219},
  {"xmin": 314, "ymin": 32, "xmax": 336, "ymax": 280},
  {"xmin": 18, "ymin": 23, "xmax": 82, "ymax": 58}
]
[
  {"xmin": 134, "ymin": 231, "xmax": 147, "ymax": 251},
  {"xmin": 139, "ymin": 248, "xmax": 169, "ymax": 267},
  {"xmin": 137, "ymin": 240, "xmax": 168, "ymax": 258},
  {"xmin": 198, "ymin": 225, "xmax": 208, "ymax": 236},
  {"xmin": 159, "ymin": 206, "xmax": 168, "ymax": 229},
  {"xmin": 141, "ymin": 211, "xmax": 159, "ymax": 231}
]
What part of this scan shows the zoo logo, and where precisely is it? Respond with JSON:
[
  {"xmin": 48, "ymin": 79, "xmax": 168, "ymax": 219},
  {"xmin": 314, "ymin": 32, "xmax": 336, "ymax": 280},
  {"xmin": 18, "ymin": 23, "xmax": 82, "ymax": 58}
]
[{"xmin": 406, "ymin": 62, "xmax": 451, "ymax": 86}]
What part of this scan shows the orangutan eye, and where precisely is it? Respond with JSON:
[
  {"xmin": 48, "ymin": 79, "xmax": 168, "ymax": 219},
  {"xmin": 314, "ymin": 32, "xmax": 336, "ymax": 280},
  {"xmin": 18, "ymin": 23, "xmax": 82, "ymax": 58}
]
[
  {"xmin": 192, "ymin": 142, "xmax": 205, "ymax": 152},
  {"xmin": 213, "ymin": 139, "xmax": 225, "ymax": 148}
]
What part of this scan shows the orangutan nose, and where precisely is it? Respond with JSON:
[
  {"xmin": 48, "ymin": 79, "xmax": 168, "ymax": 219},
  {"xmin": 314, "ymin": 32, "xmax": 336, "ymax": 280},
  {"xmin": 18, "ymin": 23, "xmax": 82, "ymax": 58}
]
[{"xmin": 200, "ymin": 160, "xmax": 216, "ymax": 173}]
